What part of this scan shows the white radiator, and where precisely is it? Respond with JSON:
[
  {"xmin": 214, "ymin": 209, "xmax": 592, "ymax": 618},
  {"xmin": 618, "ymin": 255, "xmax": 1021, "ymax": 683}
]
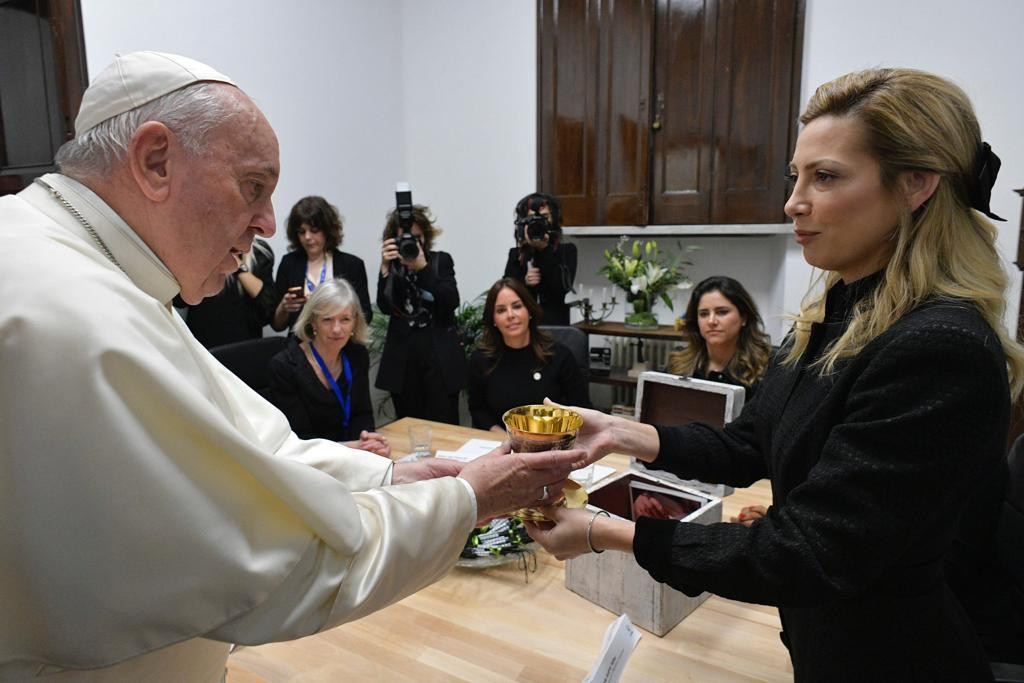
[{"xmin": 606, "ymin": 337, "xmax": 679, "ymax": 405}]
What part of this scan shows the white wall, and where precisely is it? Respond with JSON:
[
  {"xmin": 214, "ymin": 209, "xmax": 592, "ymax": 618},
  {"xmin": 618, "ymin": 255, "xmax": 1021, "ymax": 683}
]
[
  {"xmin": 80, "ymin": 0, "xmax": 407, "ymax": 286},
  {"xmin": 399, "ymin": 1, "xmax": 536, "ymax": 304},
  {"xmin": 79, "ymin": 0, "xmax": 1024, "ymax": 341}
]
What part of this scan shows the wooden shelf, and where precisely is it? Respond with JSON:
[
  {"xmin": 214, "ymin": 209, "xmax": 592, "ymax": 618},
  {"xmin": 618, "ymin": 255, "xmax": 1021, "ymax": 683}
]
[{"xmin": 574, "ymin": 321, "xmax": 684, "ymax": 341}]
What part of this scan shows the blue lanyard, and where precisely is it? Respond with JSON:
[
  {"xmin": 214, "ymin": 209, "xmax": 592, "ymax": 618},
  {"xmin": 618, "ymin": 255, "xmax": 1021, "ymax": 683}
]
[
  {"xmin": 309, "ymin": 344, "xmax": 352, "ymax": 428},
  {"xmin": 306, "ymin": 260, "xmax": 327, "ymax": 293}
]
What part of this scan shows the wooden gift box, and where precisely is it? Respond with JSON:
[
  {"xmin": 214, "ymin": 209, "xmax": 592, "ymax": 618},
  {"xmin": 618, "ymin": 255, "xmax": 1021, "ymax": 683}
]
[{"xmin": 564, "ymin": 469, "xmax": 721, "ymax": 636}]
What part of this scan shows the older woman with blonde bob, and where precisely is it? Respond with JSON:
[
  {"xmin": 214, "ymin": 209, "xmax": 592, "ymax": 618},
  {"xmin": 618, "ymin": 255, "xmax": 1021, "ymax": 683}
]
[
  {"xmin": 269, "ymin": 278, "xmax": 390, "ymax": 457},
  {"xmin": 528, "ymin": 68, "xmax": 1023, "ymax": 680}
]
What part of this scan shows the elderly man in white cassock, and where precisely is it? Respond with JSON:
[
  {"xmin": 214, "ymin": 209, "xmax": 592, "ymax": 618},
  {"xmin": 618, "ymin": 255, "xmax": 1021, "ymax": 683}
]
[{"xmin": 0, "ymin": 52, "xmax": 582, "ymax": 680}]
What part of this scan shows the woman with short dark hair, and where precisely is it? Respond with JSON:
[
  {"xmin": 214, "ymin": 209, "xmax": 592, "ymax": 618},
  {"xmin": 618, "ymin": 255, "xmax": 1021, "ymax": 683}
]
[
  {"xmin": 503, "ymin": 192, "xmax": 577, "ymax": 325},
  {"xmin": 271, "ymin": 195, "xmax": 372, "ymax": 333}
]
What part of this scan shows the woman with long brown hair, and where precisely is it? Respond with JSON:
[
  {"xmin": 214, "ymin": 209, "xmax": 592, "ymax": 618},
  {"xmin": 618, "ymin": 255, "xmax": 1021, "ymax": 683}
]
[
  {"xmin": 468, "ymin": 278, "xmax": 590, "ymax": 433},
  {"xmin": 667, "ymin": 275, "xmax": 772, "ymax": 398}
]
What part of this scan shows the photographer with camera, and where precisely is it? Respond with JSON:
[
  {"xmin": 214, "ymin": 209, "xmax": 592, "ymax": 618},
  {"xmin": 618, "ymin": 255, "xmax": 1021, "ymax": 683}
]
[
  {"xmin": 376, "ymin": 188, "xmax": 466, "ymax": 424},
  {"xmin": 503, "ymin": 192, "xmax": 577, "ymax": 325}
]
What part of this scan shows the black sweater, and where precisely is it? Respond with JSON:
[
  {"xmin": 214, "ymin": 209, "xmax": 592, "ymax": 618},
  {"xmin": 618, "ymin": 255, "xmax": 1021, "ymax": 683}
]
[
  {"xmin": 468, "ymin": 341, "xmax": 591, "ymax": 430},
  {"xmin": 503, "ymin": 243, "xmax": 577, "ymax": 325},
  {"xmin": 267, "ymin": 340, "xmax": 374, "ymax": 442},
  {"xmin": 634, "ymin": 272, "xmax": 1007, "ymax": 681}
]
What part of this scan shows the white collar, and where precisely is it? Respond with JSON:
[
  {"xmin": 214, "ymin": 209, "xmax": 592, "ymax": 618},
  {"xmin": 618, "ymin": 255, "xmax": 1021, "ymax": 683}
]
[{"xmin": 28, "ymin": 173, "xmax": 180, "ymax": 305}]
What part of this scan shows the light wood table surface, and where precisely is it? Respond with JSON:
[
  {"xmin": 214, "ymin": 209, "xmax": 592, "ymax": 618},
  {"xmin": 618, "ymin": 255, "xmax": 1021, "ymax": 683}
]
[{"xmin": 227, "ymin": 418, "xmax": 791, "ymax": 682}]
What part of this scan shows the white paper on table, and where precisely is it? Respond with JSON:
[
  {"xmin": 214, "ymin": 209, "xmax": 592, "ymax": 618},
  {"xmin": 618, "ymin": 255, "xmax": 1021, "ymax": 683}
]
[
  {"xmin": 434, "ymin": 438, "xmax": 503, "ymax": 462},
  {"xmin": 570, "ymin": 464, "xmax": 616, "ymax": 487},
  {"xmin": 583, "ymin": 613, "xmax": 642, "ymax": 683}
]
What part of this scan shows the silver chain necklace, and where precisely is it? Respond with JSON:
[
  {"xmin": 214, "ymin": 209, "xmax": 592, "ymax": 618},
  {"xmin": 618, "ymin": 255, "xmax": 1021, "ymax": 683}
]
[{"xmin": 34, "ymin": 178, "xmax": 125, "ymax": 274}]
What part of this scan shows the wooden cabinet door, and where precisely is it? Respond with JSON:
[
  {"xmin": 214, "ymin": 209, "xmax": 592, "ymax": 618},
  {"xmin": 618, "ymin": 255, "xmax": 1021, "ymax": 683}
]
[
  {"xmin": 649, "ymin": 0, "xmax": 717, "ymax": 224},
  {"xmin": 538, "ymin": 0, "xmax": 653, "ymax": 226},
  {"xmin": 0, "ymin": 0, "xmax": 87, "ymax": 195},
  {"xmin": 708, "ymin": 0, "xmax": 801, "ymax": 223}
]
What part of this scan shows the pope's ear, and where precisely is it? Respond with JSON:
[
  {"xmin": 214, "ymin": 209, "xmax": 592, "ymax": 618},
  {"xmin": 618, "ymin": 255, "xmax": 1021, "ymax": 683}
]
[
  {"xmin": 899, "ymin": 169, "xmax": 941, "ymax": 213},
  {"xmin": 127, "ymin": 121, "xmax": 176, "ymax": 202}
]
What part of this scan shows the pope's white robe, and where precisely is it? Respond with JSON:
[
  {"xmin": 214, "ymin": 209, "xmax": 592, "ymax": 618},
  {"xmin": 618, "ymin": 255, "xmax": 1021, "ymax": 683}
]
[{"xmin": 0, "ymin": 175, "xmax": 477, "ymax": 679}]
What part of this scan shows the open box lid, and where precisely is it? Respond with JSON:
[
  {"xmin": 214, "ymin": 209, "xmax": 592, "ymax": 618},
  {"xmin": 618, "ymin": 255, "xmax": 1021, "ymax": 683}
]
[{"xmin": 630, "ymin": 371, "xmax": 746, "ymax": 496}]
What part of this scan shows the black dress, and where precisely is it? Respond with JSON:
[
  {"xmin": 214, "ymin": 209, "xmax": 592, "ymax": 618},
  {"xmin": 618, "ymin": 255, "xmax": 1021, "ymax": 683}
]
[
  {"xmin": 633, "ymin": 272, "xmax": 1007, "ymax": 681},
  {"xmin": 275, "ymin": 249, "xmax": 373, "ymax": 331},
  {"xmin": 177, "ymin": 239, "xmax": 276, "ymax": 348},
  {"xmin": 375, "ymin": 251, "xmax": 467, "ymax": 424},
  {"xmin": 267, "ymin": 339, "xmax": 374, "ymax": 441},
  {"xmin": 503, "ymin": 243, "xmax": 577, "ymax": 325},
  {"xmin": 468, "ymin": 341, "xmax": 591, "ymax": 430}
]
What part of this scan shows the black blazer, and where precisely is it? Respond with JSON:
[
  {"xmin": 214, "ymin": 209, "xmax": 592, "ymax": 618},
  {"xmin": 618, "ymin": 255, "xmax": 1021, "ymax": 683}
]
[
  {"xmin": 275, "ymin": 249, "xmax": 373, "ymax": 331},
  {"xmin": 375, "ymin": 250, "xmax": 467, "ymax": 395},
  {"xmin": 468, "ymin": 341, "xmax": 591, "ymax": 430},
  {"xmin": 634, "ymin": 274, "xmax": 1007, "ymax": 681},
  {"xmin": 504, "ymin": 242, "xmax": 577, "ymax": 325},
  {"xmin": 267, "ymin": 339, "xmax": 374, "ymax": 442}
]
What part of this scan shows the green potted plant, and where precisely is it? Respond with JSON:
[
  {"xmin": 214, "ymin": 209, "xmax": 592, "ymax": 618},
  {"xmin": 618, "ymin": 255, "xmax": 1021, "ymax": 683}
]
[{"xmin": 599, "ymin": 237, "xmax": 697, "ymax": 329}]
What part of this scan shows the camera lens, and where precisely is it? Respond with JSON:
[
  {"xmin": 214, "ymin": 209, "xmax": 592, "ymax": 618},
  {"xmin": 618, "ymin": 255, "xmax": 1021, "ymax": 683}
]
[{"xmin": 398, "ymin": 233, "xmax": 420, "ymax": 259}]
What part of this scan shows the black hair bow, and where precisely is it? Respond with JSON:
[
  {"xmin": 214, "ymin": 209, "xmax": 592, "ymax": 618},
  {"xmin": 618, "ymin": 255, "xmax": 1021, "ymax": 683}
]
[{"xmin": 967, "ymin": 142, "xmax": 1005, "ymax": 222}]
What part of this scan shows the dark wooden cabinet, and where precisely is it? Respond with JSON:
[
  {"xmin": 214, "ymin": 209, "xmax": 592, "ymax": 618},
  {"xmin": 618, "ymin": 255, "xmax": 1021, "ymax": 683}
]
[
  {"xmin": 0, "ymin": 0, "xmax": 87, "ymax": 196},
  {"xmin": 538, "ymin": 0, "xmax": 804, "ymax": 226}
]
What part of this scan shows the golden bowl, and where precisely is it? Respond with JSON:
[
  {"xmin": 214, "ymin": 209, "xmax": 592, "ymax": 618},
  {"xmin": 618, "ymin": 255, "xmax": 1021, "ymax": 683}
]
[{"xmin": 502, "ymin": 405, "xmax": 587, "ymax": 521}]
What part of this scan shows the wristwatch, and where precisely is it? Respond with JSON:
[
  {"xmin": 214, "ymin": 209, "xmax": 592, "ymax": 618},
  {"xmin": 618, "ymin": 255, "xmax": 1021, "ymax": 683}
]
[{"xmin": 236, "ymin": 262, "xmax": 249, "ymax": 273}]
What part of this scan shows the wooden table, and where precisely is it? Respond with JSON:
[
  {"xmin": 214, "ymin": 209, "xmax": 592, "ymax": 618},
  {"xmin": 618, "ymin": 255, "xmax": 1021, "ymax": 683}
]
[{"xmin": 227, "ymin": 418, "xmax": 790, "ymax": 682}]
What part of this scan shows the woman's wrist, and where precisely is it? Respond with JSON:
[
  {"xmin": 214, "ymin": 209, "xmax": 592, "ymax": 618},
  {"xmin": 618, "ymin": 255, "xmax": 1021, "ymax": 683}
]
[
  {"xmin": 613, "ymin": 419, "xmax": 661, "ymax": 463},
  {"xmin": 591, "ymin": 515, "xmax": 635, "ymax": 554}
]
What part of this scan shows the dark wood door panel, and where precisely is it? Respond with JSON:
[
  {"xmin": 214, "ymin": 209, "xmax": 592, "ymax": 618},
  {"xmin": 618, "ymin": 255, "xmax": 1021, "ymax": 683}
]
[
  {"xmin": 710, "ymin": 0, "xmax": 798, "ymax": 223},
  {"xmin": 598, "ymin": 0, "xmax": 652, "ymax": 225},
  {"xmin": 649, "ymin": 0, "xmax": 717, "ymax": 224}
]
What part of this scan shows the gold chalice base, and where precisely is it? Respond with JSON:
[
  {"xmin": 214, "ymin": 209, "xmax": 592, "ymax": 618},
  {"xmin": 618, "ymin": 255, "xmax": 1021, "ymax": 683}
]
[{"xmin": 513, "ymin": 479, "xmax": 588, "ymax": 522}]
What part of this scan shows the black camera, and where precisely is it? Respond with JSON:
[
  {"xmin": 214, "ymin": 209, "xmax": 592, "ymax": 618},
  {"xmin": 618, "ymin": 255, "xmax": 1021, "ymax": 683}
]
[
  {"xmin": 395, "ymin": 182, "xmax": 420, "ymax": 260},
  {"xmin": 515, "ymin": 213, "xmax": 552, "ymax": 243}
]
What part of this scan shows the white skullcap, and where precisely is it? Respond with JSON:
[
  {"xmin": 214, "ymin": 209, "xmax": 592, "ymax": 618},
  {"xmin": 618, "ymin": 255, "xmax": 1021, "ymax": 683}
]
[{"xmin": 74, "ymin": 51, "xmax": 236, "ymax": 135}]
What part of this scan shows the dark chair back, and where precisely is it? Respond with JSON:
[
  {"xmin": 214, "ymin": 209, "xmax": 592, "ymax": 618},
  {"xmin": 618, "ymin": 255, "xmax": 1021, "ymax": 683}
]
[
  {"xmin": 538, "ymin": 325, "xmax": 589, "ymax": 381},
  {"xmin": 209, "ymin": 336, "xmax": 288, "ymax": 399}
]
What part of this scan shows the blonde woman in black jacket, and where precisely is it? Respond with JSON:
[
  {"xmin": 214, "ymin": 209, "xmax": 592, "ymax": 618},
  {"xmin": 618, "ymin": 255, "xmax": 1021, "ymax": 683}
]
[{"xmin": 526, "ymin": 68, "xmax": 1024, "ymax": 681}]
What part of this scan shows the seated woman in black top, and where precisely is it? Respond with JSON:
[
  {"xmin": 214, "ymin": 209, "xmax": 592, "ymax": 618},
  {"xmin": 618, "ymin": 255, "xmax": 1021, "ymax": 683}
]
[
  {"xmin": 666, "ymin": 275, "xmax": 771, "ymax": 400},
  {"xmin": 268, "ymin": 278, "xmax": 390, "ymax": 457},
  {"xmin": 469, "ymin": 278, "xmax": 590, "ymax": 434},
  {"xmin": 272, "ymin": 196, "xmax": 372, "ymax": 334},
  {"xmin": 503, "ymin": 193, "xmax": 577, "ymax": 325}
]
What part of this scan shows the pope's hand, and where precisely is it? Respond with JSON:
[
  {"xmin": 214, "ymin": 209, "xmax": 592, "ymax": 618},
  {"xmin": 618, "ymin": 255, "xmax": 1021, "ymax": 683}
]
[
  {"xmin": 392, "ymin": 457, "xmax": 463, "ymax": 484},
  {"xmin": 458, "ymin": 442, "xmax": 586, "ymax": 524}
]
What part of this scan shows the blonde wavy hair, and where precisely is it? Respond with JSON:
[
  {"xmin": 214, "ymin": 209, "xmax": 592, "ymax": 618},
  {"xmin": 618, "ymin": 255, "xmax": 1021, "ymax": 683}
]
[
  {"xmin": 293, "ymin": 278, "xmax": 369, "ymax": 345},
  {"xmin": 782, "ymin": 68, "xmax": 1024, "ymax": 398}
]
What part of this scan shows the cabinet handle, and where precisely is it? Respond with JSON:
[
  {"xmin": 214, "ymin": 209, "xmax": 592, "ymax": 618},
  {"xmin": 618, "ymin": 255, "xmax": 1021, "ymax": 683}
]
[{"xmin": 651, "ymin": 92, "xmax": 665, "ymax": 132}]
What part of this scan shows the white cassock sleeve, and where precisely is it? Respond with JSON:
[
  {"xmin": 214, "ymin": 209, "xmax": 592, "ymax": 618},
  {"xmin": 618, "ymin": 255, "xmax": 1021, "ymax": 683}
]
[{"xmin": 0, "ymin": 197, "xmax": 477, "ymax": 673}]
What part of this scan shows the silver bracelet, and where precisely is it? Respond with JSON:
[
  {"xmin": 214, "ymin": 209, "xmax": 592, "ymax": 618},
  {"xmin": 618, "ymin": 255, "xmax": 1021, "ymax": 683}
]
[{"xmin": 587, "ymin": 509, "xmax": 610, "ymax": 554}]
